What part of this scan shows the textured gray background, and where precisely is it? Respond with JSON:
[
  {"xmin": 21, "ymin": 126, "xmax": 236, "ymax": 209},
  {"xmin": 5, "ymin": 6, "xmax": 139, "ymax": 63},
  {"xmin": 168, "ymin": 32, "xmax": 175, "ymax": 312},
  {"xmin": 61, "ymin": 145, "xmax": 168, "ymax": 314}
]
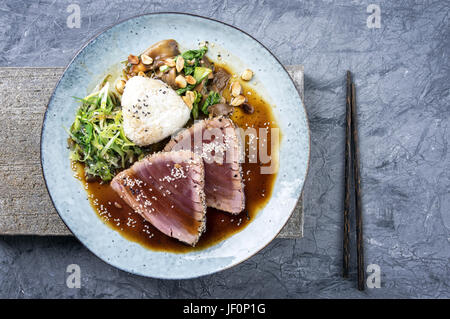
[{"xmin": 0, "ymin": 0, "xmax": 449, "ymax": 298}]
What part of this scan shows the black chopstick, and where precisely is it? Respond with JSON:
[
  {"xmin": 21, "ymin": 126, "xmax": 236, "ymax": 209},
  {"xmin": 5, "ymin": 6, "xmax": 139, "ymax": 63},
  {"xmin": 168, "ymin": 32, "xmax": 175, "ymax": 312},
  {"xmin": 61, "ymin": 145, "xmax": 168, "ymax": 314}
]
[
  {"xmin": 343, "ymin": 71, "xmax": 365, "ymax": 290},
  {"xmin": 343, "ymin": 71, "xmax": 352, "ymax": 278},
  {"xmin": 351, "ymin": 82, "xmax": 365, "ymax": 291}
]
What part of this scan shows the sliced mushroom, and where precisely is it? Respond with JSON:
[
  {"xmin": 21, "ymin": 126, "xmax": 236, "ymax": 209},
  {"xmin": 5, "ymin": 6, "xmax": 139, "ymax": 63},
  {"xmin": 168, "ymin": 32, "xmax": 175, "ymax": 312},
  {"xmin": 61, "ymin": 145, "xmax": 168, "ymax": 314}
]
[
  {"xmin": 211, "ymin": 67, "xmax": 230, "ymax": 92},
  {"xmin": 85, "ymin": 173, "xmax": 100, "ymax": 183},
  {"xmin": 200, "ymin": 57, "xmax": 213, "ymax": 69},
  {"xmin": 161, "ymin": 67, "xmax": 177, "ymax": 88},
  {"xmin": 207, "ymin": 103, "xmax": 234, "ymax": 117},
  {"xmin": 141, "ymin": 39, "xmax": 180, "ymax": 69},
  {"xmin": 194, "ymin": 78, "xmax": 208, "ymax": 96},
  {"xmin": 241, "ymin": 102, "xmax": 254, "ymax": 114}
]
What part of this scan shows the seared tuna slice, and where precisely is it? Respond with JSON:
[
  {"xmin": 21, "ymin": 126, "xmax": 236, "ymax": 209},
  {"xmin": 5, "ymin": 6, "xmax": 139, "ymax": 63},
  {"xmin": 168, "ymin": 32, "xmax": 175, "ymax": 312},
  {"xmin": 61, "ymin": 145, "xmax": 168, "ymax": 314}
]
[
  {"xmin": 111, "ymin": 150, "xmax": 206, "ymax": 246},
  {"xmin": 164, "ymin": 117, "xmax": 245, "ymax": 214}
]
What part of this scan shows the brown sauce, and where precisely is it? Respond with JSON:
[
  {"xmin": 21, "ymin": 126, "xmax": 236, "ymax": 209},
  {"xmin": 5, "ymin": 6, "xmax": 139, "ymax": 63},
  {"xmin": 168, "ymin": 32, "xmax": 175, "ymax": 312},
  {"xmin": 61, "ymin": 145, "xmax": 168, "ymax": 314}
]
[{"xmin": 74, "ymin": 64, "xmax": 280, "ymax": 253}]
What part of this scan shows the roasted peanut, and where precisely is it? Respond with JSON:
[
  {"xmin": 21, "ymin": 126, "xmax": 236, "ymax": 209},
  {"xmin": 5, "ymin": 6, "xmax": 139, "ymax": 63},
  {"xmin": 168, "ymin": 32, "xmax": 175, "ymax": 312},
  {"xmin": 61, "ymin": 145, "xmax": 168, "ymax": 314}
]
[
  {"xmin": 231, "ymin": 81, "xmax": 242, "ymax": 97},
  {"xmin": 175, "ymin": 75, "xmax": 187, "ymax": 88},
  {"xmin": 128, "ymin": 54, "xmax": 139, "ymax": 65},
  {"xmin": 141, "ymin": 54, "xmax": 153, "ymax": 65},
  {"xmin": 241, "ymin": 69, "xmax": 253, "ymax": 81},
  {"xmin": 230, "ymin": 95, "xmax": 246, "ymax": 106},
  {"xmin": 176, "ymin": 56, "xmax": 185, "ymax": 73},
  {"xmin": 185, "ymin": 75, "xmax": 196, "ymax": 85},
  {"xmin": 115, "ymin": 79, "xmax": 126, "ymax": 94}
]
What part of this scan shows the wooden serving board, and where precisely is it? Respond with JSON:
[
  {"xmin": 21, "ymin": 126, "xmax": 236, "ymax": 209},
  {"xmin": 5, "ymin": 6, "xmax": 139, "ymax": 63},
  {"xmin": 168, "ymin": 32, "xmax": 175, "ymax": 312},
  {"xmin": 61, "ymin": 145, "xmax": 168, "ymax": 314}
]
[{"xmin": 0, "ymin": 66, "xmax": 305, "ymax": 238}]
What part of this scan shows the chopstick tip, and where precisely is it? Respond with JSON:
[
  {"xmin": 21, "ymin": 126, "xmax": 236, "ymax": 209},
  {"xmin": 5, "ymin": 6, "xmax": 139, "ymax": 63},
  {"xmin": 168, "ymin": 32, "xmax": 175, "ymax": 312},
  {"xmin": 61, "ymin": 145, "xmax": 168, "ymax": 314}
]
[{"xmin": 346, "ymin": 70, "xmax": 352, "ymax": 84}]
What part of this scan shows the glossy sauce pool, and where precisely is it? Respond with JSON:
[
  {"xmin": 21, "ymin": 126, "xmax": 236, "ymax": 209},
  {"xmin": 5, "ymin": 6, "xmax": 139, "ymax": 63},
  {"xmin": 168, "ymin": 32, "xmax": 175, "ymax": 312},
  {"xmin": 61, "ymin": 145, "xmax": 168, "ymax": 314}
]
[{"xmin": 74, "ymin": 68, "xmax": 280, "ymax": 253}]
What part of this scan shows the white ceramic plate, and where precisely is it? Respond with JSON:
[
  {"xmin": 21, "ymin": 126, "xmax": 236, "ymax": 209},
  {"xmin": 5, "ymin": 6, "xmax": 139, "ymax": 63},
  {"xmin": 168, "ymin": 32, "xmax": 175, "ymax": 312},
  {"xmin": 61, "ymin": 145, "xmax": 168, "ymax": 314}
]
[{"xmin": 41, "ymin": 13, "xmax": 310, "ymax": 279}]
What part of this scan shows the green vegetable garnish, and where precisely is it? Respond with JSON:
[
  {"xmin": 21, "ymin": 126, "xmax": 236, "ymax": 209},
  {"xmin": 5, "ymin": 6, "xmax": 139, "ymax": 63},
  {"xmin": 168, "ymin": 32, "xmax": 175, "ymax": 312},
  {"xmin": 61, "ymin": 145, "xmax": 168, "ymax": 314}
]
[
  {"xmin": 180, "ymin": 46, "xmax": 208, "ymax": 75},
  {"xmin": 176, "ymin": 84, "xmax": 196, "ymax": 95},
  {"xmin": 193, "ymin": 67, "xmax": 212, "ymax": 83},
  {"xmin": 175, "ymin": 67, "xmax": 211, "ymax": 95},
  {"xmin": 68, "ymin": 82, "xmax": 145, "ymax": 181},
  {"xmin": 201, "ymin": 91, "xmax": 221, "ymax": 114},
  {"xmin": 181, "ymin": 46, "xmax": 208, "ymax": 61},
  {"xmin": 191, "ymin": 92, "xmax": 203, "ymax": 119},
  {"xmin": 173, "ymin": 45, "xmax": 224, "ymax": 119},
  {"xmin": 159, "ymin": 65, "xmax": 170, "ymax": 73}
]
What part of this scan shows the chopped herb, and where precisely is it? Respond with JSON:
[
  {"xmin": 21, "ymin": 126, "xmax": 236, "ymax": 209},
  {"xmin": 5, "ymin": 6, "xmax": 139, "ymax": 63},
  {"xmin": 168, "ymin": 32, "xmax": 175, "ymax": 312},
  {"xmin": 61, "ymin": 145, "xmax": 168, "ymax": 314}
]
[
  {"xmin": 191, "ymin": 92, "xmax": 203, "ymax": 119},
  {"xmin": 176, "ymin": 84, "xmax": 196, "ymax": 95},
  {"xmin": 201, "ymin": 91, "xmax": 221, "ymax": 114},
  {"xmin": 159, "ymin": 65, "xmax": 170, "ymax": 73},
  {"xmin": 179, "ymin": 46, "xmax": 208, "ymax": 76}
]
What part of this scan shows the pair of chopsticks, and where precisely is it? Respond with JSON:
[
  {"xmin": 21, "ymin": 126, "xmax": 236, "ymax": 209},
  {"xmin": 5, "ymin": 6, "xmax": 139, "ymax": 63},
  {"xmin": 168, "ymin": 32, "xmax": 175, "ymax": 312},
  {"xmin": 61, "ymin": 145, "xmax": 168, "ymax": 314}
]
[{"xmin": 343, "ymin": 71, "xmax": 364, "ymax": 290}]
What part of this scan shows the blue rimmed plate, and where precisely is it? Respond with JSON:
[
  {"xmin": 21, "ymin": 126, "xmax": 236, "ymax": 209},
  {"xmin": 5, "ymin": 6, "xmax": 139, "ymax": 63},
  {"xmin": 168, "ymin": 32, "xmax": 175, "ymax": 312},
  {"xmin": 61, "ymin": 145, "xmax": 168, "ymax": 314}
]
[{"xmin": 41, "ymin": 13, "xmax": 310, "ymax": 279}]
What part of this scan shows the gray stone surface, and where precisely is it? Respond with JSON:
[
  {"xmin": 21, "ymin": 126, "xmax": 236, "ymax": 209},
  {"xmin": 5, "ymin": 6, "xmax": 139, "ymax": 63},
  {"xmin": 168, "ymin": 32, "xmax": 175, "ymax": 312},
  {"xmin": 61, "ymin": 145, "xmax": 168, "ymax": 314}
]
[{"xmin": 0, "ymin": 0, "xmax": 449, "ymax": 298}]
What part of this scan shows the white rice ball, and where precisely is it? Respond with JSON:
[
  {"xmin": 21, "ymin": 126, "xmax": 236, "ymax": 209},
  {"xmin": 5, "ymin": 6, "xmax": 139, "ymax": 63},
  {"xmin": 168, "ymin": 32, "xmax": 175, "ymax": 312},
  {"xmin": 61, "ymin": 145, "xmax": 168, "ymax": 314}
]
[{"xmin": 121, "ymin": 76, "xmax": 190, "ymax": 146}]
